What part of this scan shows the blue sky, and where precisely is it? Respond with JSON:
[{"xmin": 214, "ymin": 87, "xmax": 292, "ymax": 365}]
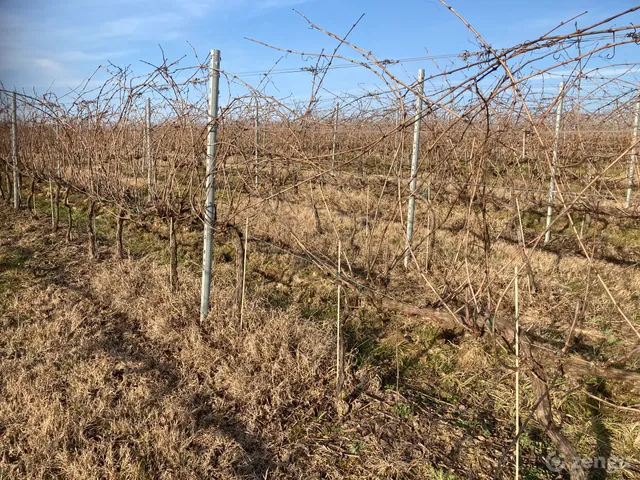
[{"xmin": 1, "ymin": 0, "xmax": 639, "ymax": 103}]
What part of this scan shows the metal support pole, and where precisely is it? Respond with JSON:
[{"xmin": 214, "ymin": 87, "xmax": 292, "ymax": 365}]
[
  {"xmin": 404, "ymin": 69, "xmax": 425, "ymax": 268},
  {"xmin": 146, "ymin": 98, "xmax": 153, "ymax": 201},
  {"xmin": 254, "ymin": 98, "xmax": 259, "ymax": 188},
  {"xmin": 200, "ymin": 49, "xmax": 221, "ymax": 322},
  {"xmin": 626, "ymin": 93, "xmax": 639, "ymax": 208},
  {"xmin": 544, "ymin": 82, "xmax": 564, "ymax": 245},
  {"xmin": 331, "ymin": 102, "xmax": 339, "ymax": 168},
  {"xmin": 11, "ymin": 91, "xmax": 20, "ymax": 209}
]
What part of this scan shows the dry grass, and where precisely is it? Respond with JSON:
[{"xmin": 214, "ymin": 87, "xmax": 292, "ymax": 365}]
[
  {"xmin": 0, "ymin": 203, "xmax": 501, "ymax": 479},
  {"xmin": 1, "ymin": 176, "xmax": 639, "ymax": 479}
]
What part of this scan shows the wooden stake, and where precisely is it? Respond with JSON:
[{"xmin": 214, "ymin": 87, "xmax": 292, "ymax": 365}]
[
  {"xmin": 515, "ymin": 265, "xmax": 520, "ymax": 480},
  {"xmin": 87, "ymin": 200, "xmax": 97, "ymax": 258},
  {"xmin": 336, "ymin": 240, "xmax": 344, "ymax": 400},
  {"xmin": 27, "ymin": 178, "xmax": 36, "ymax": 216},
  {"xmin": 64, "ymin": 188, "xmax": 72, "ymax": 243},
  {"xmin": 515, "ymin": 197, "xmax": 538, "ymax": 294},
  {"xmin": 365, "ymin": 184, "xmax": 370, "ymax": 234},
  {"xmin": 169, "ymin": 217, "xmax": 178, "ymax": 290},
  {"xmin": 116, "ymin": 209, "xmax": 125, "ymax": 259},
  {"xmin": 240, "ymin": 217, "xmax": 249, "ymax": 330},
  {"xmin": 49, "ymin": 180, "xmax": 55, "ymax": 229},
  {"xmin": 53, "ymin": 183, "xmax": 60, "ymax": 231}
]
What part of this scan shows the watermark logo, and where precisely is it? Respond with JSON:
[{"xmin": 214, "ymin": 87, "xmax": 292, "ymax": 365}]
[{"xmin": 543, "ymin": 453, "xmax": 628, "ymax": 473}]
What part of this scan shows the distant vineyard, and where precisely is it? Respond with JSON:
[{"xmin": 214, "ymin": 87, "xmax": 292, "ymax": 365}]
[{"xmin": 1, "ymin": 6, "xmax": 640, "ymax": 479}]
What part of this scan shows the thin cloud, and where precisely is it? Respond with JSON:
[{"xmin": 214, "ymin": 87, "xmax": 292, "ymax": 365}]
[
  {"xmin": 34, "ymin": 58, "xmax": 65, "ymax": 77},
  {"xmin": 100, "ymin": 14, "xmax": 183, "ymax": 39},
  {"xmin": 64, "ymin": 50, "xmax": 139, "ymax": 62},
  {"xmin": 259, "ymin": 0, "xmax": 311, "ymax": 8}
]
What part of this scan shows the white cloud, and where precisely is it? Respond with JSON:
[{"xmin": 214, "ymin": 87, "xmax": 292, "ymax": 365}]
[
  {"xmin": 179, "ymin": 0, "xmax": 214, "ymax": 16},
  {"xmin": 34, "ymin": 58, "xmax": 66, "ymax": 77},
  {"xmin": 100, "ymin": 13, "xmax": 183, "ymax": 39},
  {"xmin": 260, "ymin": 0, "xmax": 309, "ymax": 8},
  {"xmin": 63, "ymin": 50, "xmax": 138, "ymax": 62},
  {"xmin": 0, "ymin": 0, "xmax": 315, "ymax": 92}
]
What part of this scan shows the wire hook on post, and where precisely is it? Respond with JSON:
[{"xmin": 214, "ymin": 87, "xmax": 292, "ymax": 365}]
[{"xmin": 604, "ymin": 31, "xmax": 616, "ymax": 60}]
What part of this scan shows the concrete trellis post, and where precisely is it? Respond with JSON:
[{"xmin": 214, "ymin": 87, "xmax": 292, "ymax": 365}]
[
  {"xmin": 49, "ymin": 154, "xmax": 55, "ymax": 228},
  {"xmin": 254, "ymin": 98, "xmax": 259, "ymax": 188},
  {"xmin": 146, "ymin": 98, "xmax": 154, "ymax": 201},
  {"xmin": 49, "ymin": 122, "xmax": 61, "ymax": 211},
  {"xmin": 55, "ymin": 122, "xmax": 61, "ymax": 177},
  {"xmin": 53, "ymin": 122, "xmax": 62, "ymax": 231},
  {"xmin": 200, "ymin": 49, "xmax": 221, "ymax": 322},
  {"xmin": 404, "ymin": 69, "xmax": 425, "ymax": 268},
  {"xmin": 625, "ymin": 93, "xmax": 639, "ymax": 208},
  {"xmin": 332, "ymin": 102, "xmax": 339, "ymax": 168},
  {"xmin": 11, "ymin": 92, "xmax": 20, "ymax": 209},
  {"xmin": 544, "ymin": 81, "xmax": 565, "ymax": 245}
]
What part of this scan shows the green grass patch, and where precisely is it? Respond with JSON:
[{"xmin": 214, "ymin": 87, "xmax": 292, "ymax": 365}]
[{"xmin": 0, "ymin": 245, "xmax": 32, "ymax": 311}]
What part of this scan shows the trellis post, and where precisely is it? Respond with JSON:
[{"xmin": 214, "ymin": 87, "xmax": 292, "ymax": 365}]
[
  {"xmin": 544, "ymin": 81, "xmax": 565, "ymax": 245},
  {"xmin": 404, "ymin": 69, "xmax": 425, "ymax": 268},
  {"xmin": 200, "ymin": 49, "xmax": 221, "ymax": 322},
  {"xmin": 625, "ymin": 92, "xmax": 639, "ymax": 208},
  {"xmin": 11, "ymin": 92, "xmax": 20, "ymax": 209},
  {"xmin": 254, "ymin": 98, "xmax": 259, "ymax": 188},
  {"xmin": 332, "ymin": 102, "xmax": 339, "ymax": 168},
  {"xmin": 146, "ymin": 97, "xmax": 154, "ymax": 201}
]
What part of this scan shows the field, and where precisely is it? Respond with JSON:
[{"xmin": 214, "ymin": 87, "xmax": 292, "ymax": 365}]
[{"xmin": 1, "ymin": 7, "xmax": 640, "ymax": 480}]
